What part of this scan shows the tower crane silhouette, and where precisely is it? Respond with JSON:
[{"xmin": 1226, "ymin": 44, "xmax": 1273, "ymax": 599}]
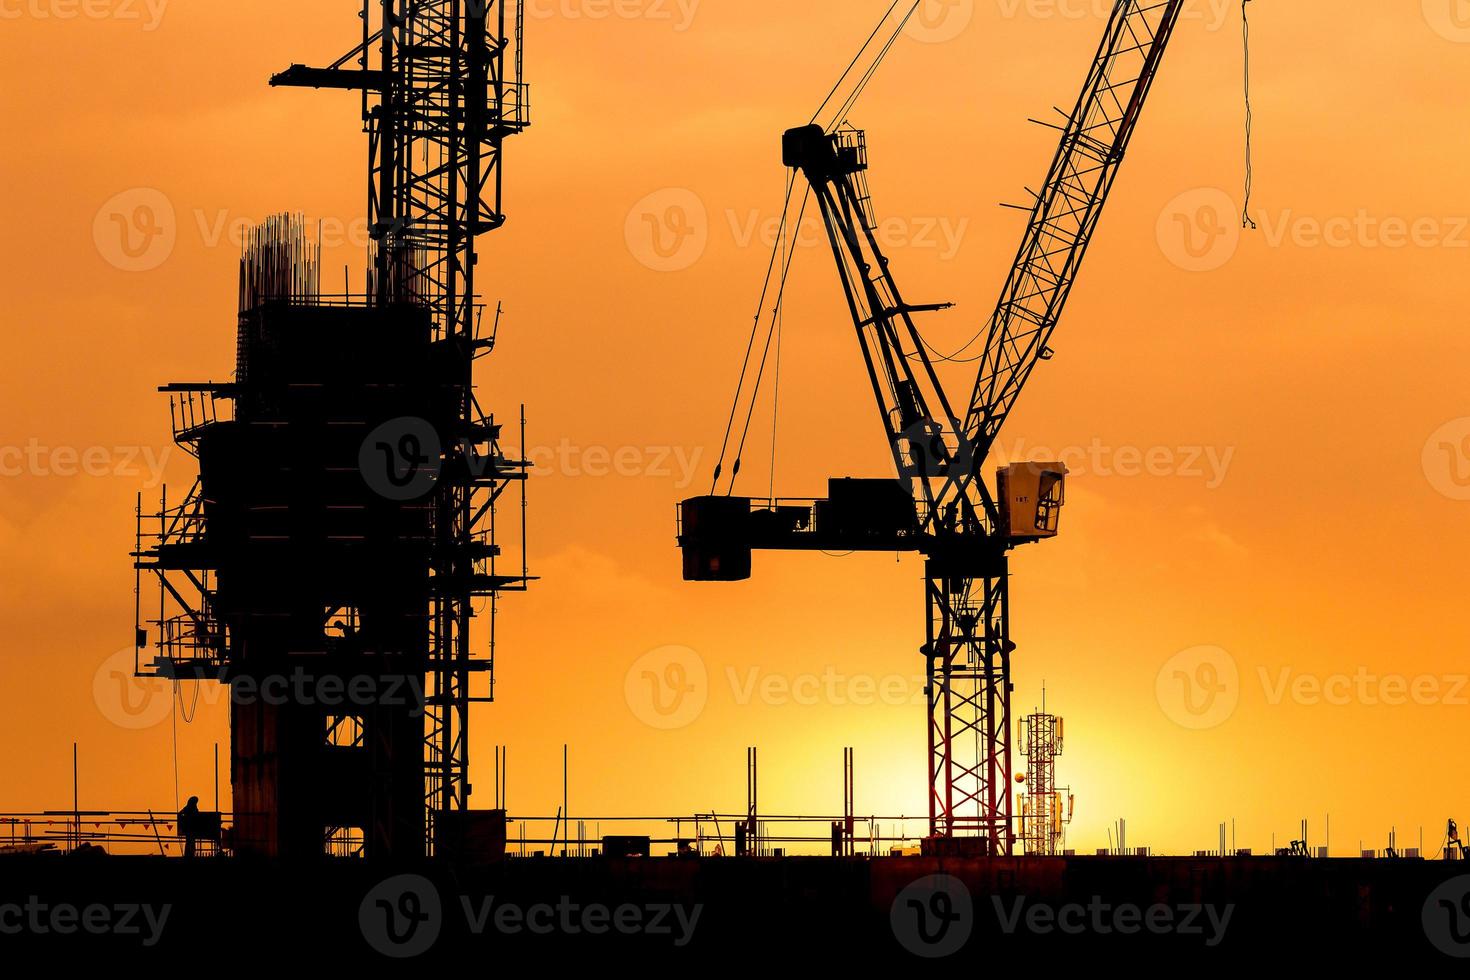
[{"xmin": 679, "ymin": 0, "xmax": 1186, "ymax": 855}]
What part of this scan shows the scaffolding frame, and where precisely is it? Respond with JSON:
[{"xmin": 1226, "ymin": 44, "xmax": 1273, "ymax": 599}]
[{"xmin": 271, "ymin": 0, "xmax": 533, "ymax": 854}]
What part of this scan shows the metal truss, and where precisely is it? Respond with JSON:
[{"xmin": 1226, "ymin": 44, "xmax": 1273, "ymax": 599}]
[{"xmin": 926, "ymin": 569, "xmax": 1012, "ymax": 852}]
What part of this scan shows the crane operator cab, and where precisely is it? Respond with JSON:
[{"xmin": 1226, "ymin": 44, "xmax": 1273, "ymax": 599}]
[{"xmin": 997, "ymin": 461, "xmax": 1068, "ymax": 542}]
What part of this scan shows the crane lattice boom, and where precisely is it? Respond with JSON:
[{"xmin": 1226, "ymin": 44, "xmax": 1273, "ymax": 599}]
[{"xmin": 961, "ymin": 0, "xmax": 1183, "ymax": 475}]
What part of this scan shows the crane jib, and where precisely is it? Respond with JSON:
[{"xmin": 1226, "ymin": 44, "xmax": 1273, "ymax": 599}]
[{"xmin": 960, "ymin": 0, "xmax": 1185, "ymax": 467}]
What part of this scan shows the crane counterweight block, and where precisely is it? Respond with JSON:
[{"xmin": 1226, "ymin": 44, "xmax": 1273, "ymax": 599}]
[{"xmin": 678, "ymin": 495, "xmax": 754, "ymax": 581}]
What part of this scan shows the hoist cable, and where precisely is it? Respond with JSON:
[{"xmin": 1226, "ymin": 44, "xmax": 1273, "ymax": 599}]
[
  {"xmin": 826, "ymin": 1, "xmax": 923, "ymax": 132},
  {"xmin": 768, "ymin": 208, "xmax": 789, "ymax": 501},
  {"xmin": 716, "ymin": 0, "xmax": 923, "ymax": 492},
  {"xmin": 171, "ymin": 685, "xmax": 181, "ymax": 815},
  {"xmin": 709, "ymin": 172, "xmax": 798, "ymax": 494},
  {"xmin": 1242, "ymin": 0, "xmax": 1257, "ymax": 230},
  {"xmin": 810, "ymin": 0, "xmax": 904, "ymax": 129},
  {"xmin": 727, "ymin": 188, "xmax": 812, "ymax": 494}
]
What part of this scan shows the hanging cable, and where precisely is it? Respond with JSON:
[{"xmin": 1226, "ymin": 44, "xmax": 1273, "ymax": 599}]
[
  {"xmin": 825, "ymin": 1, "xmax": 923, "ymax": 132},
  {"xmin": 175, "ymin": 676, "xmax": 200, "ymax": 724},
  {"xmin": 714, "ymin": 0, "xmax": 922, "ymax": 492},
  {"xmin": 830, "ymin": 1, "xmax": 968, "ymax": 362},
  {"xmin": 914, "ymin": 326, "xmax": 989, "ymax": 365},
  {"xmin": 767, "ymin": 192, "xmax": 788, "ymax": 501},
  {"xmin": 810, "ymin": 0, "xmax": 904, "ymax": 128},
  {"xmin": 171, "ymin": 684, "xmax": 181, "ymax": 815},
  {"xmin": 1241, "ymin": 0, "xmax": 1257, "ymax": 230},
  {"xmin": 728, "ymin": 188, "xmax": 812, "ymax": 493},
  {"xmin": 709, "ymin": 172, "xmax": 799, "ymax": 493}
]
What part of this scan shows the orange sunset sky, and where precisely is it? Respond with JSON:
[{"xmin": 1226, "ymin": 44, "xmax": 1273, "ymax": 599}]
[{"xmin": 2, "ymin": 0, "xmax": 1469, "ymax": 857}]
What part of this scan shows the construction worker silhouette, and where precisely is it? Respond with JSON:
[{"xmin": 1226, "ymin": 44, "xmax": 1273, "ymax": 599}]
[{"xmin": 178, "ymin": 796, "xmax": 201, "ymax": 859}]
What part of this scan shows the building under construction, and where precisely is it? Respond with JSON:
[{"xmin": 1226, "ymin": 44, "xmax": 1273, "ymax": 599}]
[{"xmin": 132, "ymin": 0, "xmax": 531, "ymax": 861}]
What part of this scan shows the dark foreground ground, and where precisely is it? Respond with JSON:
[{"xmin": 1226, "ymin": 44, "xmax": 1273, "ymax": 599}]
[{"xmin": 3, "ymin": 852, "xmax": 1469, "ymax": 966}]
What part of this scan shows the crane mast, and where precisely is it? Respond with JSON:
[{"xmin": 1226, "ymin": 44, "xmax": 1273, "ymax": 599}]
[{"xmin": 679, "ymin": 0, "xmax": 1183, "ymax": 854}]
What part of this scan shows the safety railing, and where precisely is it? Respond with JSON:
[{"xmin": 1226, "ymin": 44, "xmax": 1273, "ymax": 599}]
[{"xmin": 0, "ymin": 811, "xmax": 233, "ymax": 858}]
